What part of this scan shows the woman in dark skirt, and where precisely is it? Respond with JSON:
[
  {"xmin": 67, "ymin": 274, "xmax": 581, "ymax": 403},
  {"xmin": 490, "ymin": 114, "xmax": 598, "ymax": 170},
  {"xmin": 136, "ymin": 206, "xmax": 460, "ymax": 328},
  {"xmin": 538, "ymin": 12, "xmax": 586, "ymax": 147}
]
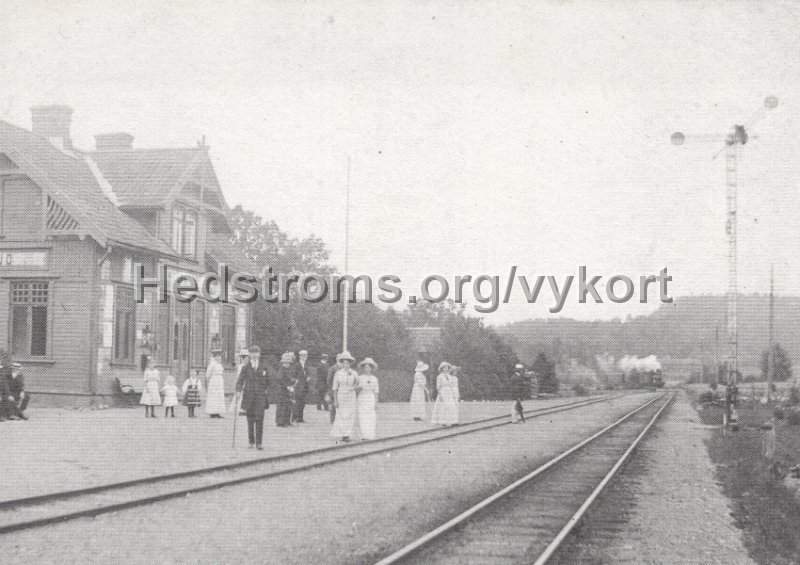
[{"xmin": 182, "ymin": 371, "xmax": 203, "ymax": 417}]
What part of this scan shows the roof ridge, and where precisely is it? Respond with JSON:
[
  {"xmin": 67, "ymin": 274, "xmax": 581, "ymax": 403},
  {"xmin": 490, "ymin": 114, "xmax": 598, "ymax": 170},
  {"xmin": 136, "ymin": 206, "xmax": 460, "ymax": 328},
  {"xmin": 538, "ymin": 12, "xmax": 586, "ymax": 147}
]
[{"xmin": 86, "ymin": 146, "xmax": 203, "ymax": 154}]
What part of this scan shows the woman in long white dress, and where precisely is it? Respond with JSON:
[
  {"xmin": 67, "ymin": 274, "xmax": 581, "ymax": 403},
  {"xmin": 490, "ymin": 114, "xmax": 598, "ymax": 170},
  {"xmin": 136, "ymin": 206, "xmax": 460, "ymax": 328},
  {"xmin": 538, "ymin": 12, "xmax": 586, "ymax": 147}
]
[
  {"xmin": 357, "ymin": 358, "xmax": 380, "ymax": 440},
  {"xmin": 330, "ymin": 351, "xmax": 358, "ymax": 441},
  {"xmin": 204, "ymin": 349, "xmax": 226, "ymax": 418},
  {"xmin": 450, "ymin": 365, "xmax": 461, "ymax": 424},
  {"xmin": 431, "ymin": 362, "xmax": 458, "ymax": 426},
  {"xmin": 409, "ymin": 361, "xmax": 429, "ymax": 421}
]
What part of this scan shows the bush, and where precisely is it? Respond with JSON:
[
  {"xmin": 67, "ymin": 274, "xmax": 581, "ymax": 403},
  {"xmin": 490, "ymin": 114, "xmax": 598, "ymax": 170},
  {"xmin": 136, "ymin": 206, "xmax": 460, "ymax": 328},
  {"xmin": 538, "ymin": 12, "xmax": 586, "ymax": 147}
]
[
  {"xmin": 787, "ymin": 409, "xmax": 800, "ymax": 426},
  {"xmin": 787, "ymin": 387, "xmax": 800, "ymax": 407},
  {"xmin": 699, "ymin": 390, "xmax": 716, "ymax": 404},
  {"xmin": 774, "ymin": 407, "xmax": 785, "ymax": 420},
  {"xmin": 573, "ymin": 383, "xmax": 588, "ymax": 397}
]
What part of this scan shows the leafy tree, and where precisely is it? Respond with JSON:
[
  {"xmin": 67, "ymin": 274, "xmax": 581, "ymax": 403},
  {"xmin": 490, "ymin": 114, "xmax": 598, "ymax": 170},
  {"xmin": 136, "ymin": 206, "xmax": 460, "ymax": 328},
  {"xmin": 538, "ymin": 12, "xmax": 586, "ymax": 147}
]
[
  {"xmin": 761, "ymin": 343, "xmax": 793, "ymax": 382},
  {"xmin": 404, "ymin": 299, "xmax": 518, "ymax": 400},
  {"xmin": 533, "ymin": 353, "xmax": 559, "ymax": 395}
]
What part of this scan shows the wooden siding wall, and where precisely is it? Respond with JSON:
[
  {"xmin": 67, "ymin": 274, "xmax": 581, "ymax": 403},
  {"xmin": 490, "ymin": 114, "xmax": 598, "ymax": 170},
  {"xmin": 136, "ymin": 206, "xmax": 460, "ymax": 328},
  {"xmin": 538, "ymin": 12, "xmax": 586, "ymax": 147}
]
[
  {"xmin": 0, "ymin": 238, "xmax": 93, "ymax": 394},
  {"xmin": 1, "ymin": 177, "xmax": 43, "ymax": 239}
]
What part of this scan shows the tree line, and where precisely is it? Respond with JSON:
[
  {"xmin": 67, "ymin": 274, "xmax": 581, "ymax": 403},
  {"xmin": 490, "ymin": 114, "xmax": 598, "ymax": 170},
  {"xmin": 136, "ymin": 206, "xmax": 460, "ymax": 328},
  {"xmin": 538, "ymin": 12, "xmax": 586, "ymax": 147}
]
[{"xmin": 228, "ymin": 205, "xmax": 539, "ymax": 401}]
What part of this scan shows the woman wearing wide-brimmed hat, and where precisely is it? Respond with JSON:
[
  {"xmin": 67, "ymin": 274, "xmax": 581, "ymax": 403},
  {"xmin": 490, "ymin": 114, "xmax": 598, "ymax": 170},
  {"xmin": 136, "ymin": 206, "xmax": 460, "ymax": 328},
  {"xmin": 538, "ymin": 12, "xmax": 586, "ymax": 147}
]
[
  {"xmin": 356, "ymin": 358, "xmax": 380, "ymax": 440},
  {"xmin": 330, "ymin": 351, "xmax": 358, "ymax": 441},
  {"xmin": 409, "ymin": 360, "xmax": 430, "ymax": 421},
  {"xmin": 204, "ymin": 349, "xmax": 226, "ymax": 418},
  {"xmin": 431, "ymin": 362, "xmax": 458, "ymax": 426}
]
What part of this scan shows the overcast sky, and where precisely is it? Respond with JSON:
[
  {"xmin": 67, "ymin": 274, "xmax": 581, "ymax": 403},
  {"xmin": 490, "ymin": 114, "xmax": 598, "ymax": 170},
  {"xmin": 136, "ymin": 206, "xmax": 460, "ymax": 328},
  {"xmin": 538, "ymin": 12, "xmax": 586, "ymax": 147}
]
[{"xmin": 2, "ymin": 1, "xmax": 799, "ymax": 324}]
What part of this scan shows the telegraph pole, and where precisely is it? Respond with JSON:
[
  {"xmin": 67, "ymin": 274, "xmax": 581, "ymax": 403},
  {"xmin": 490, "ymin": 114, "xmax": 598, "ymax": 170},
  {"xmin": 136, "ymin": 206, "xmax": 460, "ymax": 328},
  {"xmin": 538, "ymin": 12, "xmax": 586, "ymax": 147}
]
[
  {"xmin": 767, "ymin": 263, "xmax": 774, "ymax": 403},
  {"xmin": 342, "ymin": 156, "xmax": 351, "ymax": 352}
]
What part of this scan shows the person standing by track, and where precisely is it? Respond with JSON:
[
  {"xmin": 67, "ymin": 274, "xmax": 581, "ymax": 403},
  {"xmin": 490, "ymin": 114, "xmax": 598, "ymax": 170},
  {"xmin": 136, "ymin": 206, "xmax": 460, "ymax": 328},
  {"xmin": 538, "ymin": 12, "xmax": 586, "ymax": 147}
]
[
  {"xmin": 326, "ymin": 355, "xmax": 342, "ymax": 424},
  {"xmin": 292, "ymin": 350, "xmax": 310, "ymax": 423},
  {"xmin": 315, "ymin": 353, "xmax": 330, "ymax": 411},
  {"xmin": 409, "ymin": 360, "xmax": 429, "ymax": 421},
  {"xmin": 205, "ymin": 349, "xmax": 226, "ymax": 418},
  {"xmin": 356, "ymin": 358, "xmax": 380, "ymax": 440},
  {"xmin": 236, "ymin": 345, "xmax": 270, "ymax": 449},
  {"xmin": 510, "ymin": 363, "xmax": 528, "ymax": 423},
  {"xmin": 140, "ymin": 356, "xmax": 162, "ymax": 418},
  {"xmin": 431, "ymin": 362, "xmax": 458, "ymax": 426},
  {"xmin": 330, "ymin": 351, "xmax": 358, "ymax": 442},
  {"xmin": 275, "ymin": 352, "xmax": 295, "ymax": 427}
]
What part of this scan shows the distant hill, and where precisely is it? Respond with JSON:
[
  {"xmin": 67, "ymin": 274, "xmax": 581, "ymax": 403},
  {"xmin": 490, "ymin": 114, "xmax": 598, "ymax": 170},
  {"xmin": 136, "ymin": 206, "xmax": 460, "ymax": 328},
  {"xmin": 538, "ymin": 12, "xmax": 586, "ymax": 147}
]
[{"xmin": 497, "ymin": 294, "xmax": 800, "ymax": 374}]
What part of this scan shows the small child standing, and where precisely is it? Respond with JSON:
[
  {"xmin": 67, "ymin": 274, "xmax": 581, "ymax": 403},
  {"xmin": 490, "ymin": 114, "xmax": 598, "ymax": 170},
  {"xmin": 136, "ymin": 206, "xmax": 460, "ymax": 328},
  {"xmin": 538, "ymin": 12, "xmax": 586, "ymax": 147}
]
[
  {"xmin": 140, "ymin": 356, "xmax": 161, "ymax": 418},
  {"xmin": 182, "ymin": 372, "xmax": 203, "ymax": 418},
  {"xmin": 162, "ymin": 374, "xmax": 178, "ymax": 418}
]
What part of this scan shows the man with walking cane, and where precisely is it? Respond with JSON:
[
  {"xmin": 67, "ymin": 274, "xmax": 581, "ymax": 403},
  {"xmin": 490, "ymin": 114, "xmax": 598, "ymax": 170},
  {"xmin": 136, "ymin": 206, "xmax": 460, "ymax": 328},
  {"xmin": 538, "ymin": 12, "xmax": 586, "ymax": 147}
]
[{"xmin": 235, "ymin": 345, "xmax": 270, "ymax": 450}]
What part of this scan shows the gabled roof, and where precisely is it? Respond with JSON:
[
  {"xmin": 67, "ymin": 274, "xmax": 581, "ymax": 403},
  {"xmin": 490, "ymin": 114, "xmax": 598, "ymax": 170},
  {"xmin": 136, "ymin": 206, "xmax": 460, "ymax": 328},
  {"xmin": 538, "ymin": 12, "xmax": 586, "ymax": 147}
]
[
  {"xmin": 87, "ymin": 147, "xmax": 204, "ymax": 207},
  {"xmin": 0, "ymin": 118, "xmax": 178, "ymax": 257}
]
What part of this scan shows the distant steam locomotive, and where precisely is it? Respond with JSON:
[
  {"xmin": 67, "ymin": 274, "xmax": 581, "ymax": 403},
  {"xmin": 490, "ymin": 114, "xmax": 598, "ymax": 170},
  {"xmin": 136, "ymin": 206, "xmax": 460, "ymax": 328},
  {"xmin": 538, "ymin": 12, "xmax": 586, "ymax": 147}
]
[{"xmin": 620, "ymin": 368, "xmax": 664, "ymax": 389}]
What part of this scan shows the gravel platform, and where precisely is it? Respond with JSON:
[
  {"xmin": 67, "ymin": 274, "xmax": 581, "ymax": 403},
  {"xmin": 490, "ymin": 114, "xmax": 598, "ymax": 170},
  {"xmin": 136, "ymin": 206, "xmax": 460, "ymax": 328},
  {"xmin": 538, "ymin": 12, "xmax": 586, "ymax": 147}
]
[
  {"xmin": 0, "ymin": 394, "xmax": 656, "ymax": 564},
  {"xmin": 552, "ymin": 390, "xmax": 754, "ymax": 565},
  {"xmin": 1, "ymin": 399, "xmax": 554, "ymax": 501}
]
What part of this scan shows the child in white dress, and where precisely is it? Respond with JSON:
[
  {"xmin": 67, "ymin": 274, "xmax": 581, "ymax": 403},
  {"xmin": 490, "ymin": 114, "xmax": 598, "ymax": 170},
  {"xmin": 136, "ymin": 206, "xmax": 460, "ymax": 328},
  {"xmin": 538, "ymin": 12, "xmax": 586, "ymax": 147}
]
[{"xmin": 161, "ymin": 374, "xmax": 178, "ymax": 418}]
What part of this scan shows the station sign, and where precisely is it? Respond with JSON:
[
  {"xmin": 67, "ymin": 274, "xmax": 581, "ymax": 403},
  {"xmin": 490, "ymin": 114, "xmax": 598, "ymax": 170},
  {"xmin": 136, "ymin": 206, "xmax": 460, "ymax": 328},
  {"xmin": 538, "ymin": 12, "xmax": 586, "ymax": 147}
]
[{"xmin": 0, "ymin": 250, "xmax": 48, "ymax": 267}]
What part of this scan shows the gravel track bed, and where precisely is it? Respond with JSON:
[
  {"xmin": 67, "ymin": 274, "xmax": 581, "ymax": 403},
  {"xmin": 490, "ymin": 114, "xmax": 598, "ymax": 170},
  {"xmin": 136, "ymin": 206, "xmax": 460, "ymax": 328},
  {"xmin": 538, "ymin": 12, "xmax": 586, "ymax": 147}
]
[
  {"xmin": 550, "ymin": 391, "xmax": 753, "ymax": 565},
  {"xmin": 0, "ymin": 394, "xmax": 656, "ymax": 564}
]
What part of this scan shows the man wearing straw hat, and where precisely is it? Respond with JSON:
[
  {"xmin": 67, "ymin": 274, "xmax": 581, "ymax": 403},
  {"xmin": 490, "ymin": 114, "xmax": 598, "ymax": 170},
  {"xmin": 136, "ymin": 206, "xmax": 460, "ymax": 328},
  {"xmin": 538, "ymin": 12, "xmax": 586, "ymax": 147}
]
[{"xmin": 235, "ymin": 345, "xmax": 270, "ymax": 449}]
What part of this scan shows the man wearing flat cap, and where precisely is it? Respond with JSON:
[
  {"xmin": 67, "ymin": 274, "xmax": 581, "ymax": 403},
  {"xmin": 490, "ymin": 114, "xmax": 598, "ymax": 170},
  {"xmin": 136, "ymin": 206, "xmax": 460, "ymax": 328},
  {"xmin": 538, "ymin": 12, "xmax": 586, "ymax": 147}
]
[{"xmin": 236, "ymin": 345, "xmax": 270, "ymax": 449}]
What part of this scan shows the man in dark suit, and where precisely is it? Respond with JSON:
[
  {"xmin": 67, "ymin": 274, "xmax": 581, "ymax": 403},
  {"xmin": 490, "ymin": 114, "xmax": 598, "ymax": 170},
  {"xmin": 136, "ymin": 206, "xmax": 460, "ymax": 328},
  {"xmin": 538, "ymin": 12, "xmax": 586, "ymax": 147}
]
[
  {"xmin": 326, "ymin": 356, "xmax": 342, "ymax": 424},
  {"xmin": 236, "ymin": 345, "xmax": 270, "ymax": 449},
  {"xmin": 275, "ymin": 352, "xmax": 295, "ymax": 427},
  {"xmin": 2, "ymin": 362, "xmax": 27, "ymax": 421},
  {"xmin": 292, "ymin": 349, "xmax": 310, "ymax": 423},
  {"xmin": 315, "ymin": 353, "xmax": 330, "ymax": 410}
]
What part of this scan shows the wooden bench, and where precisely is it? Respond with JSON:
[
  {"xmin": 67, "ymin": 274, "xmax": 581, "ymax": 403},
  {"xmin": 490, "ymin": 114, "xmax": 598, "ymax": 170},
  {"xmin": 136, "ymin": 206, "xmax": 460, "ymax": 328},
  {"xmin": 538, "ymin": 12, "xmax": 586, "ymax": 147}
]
[{"xmin": 117, "ymin": 376, "xmax": 144, "ymax": 395}]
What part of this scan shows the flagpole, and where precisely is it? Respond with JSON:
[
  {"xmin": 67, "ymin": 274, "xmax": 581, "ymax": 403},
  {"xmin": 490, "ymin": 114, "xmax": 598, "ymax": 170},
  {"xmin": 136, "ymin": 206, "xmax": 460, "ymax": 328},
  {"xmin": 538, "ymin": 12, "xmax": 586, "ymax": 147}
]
[{"xmin": 343, "ymin": 156, "xmax": 351, "ymax": 352}]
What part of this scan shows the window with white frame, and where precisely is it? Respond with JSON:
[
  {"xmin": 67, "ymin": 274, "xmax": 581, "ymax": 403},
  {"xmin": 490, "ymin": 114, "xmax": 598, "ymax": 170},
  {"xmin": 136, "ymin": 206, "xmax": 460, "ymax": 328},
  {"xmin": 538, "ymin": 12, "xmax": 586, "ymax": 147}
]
[
  {"xmin": 10, "ymin": 281, "xmax": 49, "ymax": 357},
  {"xmin": 171, "ymin": 206, "xmax": 198, "ymax": 259}
]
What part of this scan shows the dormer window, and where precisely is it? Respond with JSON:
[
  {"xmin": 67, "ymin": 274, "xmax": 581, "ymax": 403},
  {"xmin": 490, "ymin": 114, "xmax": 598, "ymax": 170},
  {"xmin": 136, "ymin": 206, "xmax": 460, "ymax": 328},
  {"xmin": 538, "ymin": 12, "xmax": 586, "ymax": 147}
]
[{"xmin": 171, "ymin": 206, "xmax": 197, "ymax": 259}]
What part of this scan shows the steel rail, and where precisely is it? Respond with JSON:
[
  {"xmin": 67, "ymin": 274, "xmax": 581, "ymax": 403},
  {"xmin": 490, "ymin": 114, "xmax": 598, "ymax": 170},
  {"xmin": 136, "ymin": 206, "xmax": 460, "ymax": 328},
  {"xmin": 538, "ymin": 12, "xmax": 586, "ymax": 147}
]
[
  {"xmin": 374, "ymin": 392, "xmax": 671, "ymax": 565},
  {"xmin": 0, "ymin": 393, "xmax": 619, "ymax": 512},
  {"xmin": 0, "ymin": 393, "xmax": 627, "ymax": 535},
  {"xmin": 532, "ymin": 391, "xmax": 675, "ymax": 565}
]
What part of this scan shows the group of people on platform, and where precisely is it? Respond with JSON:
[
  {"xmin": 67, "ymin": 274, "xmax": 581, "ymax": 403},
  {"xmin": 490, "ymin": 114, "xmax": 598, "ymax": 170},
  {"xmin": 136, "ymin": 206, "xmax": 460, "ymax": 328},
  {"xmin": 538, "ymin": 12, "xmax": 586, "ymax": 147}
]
[
  {"xmin": 137, "ymin": 345, "xmax": 532, "ymax": 450},
  {"xmin": 0, "ymin": 361, "xmax": 29, "ymax": 421}
]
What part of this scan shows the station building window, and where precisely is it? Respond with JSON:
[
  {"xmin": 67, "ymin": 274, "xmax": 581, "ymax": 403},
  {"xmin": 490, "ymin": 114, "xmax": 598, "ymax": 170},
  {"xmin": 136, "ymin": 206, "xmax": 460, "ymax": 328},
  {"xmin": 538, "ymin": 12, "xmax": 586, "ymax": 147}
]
[
  {"xmin": 10, "ymin": 281, "xmax": 49, "ymax": 357},
  {"xmin": 113, "ymin": 286, "xmax": 136, "ymax": 363},
  {"xmin": 171, "ymin": 206, "xmax": 197, "ymax": 259}
]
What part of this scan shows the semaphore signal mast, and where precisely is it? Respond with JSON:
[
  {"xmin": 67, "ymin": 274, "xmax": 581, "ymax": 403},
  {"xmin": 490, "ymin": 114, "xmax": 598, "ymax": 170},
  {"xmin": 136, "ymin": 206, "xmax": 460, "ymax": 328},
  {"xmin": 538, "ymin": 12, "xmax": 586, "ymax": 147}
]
[{"xmin": 671, "ymin": 95, "xmax": 778, "ymax": 428}]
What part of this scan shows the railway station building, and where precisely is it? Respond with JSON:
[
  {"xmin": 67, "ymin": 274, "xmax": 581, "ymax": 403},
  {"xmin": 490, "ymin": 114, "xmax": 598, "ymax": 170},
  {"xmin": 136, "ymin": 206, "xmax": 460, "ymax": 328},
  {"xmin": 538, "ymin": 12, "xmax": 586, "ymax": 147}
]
[{"xmin": 0, "ymin": 105, "xmax": 254, "ymax": 404}]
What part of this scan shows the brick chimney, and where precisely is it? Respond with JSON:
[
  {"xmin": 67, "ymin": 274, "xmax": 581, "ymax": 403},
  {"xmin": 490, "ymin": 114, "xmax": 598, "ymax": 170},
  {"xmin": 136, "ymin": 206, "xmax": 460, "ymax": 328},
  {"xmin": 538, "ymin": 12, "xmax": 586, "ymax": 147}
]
[
  {"xmin": 30, "ymin": 105, "xmax": 74, "ymax": 149},
  {"xmin": 94, "ymin": 132, "xmax": 134, "ymax": 151}
]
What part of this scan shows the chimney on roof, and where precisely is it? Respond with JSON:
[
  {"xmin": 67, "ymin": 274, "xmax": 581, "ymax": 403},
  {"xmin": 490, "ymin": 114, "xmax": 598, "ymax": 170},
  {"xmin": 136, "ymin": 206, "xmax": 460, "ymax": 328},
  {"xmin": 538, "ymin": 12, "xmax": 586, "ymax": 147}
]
[
  {"xmin": 31, "ymin": 105, "xmax": 73, "ymax": 149},
  {"xmin": 94, "ymin": 132, "xmax": 134, "ymax": 151}
]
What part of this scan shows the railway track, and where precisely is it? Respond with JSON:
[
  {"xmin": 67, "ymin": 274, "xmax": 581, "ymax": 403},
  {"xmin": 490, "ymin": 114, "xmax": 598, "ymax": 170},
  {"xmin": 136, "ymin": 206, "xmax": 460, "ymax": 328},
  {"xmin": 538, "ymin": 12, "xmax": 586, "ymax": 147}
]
[
  {"xmin": 375, "ymin": 391, "xmax": 674, "ymax": 565},
  {"xmin": 0, "ymin": 393, "xmax": 627, "ymax": 535}
]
